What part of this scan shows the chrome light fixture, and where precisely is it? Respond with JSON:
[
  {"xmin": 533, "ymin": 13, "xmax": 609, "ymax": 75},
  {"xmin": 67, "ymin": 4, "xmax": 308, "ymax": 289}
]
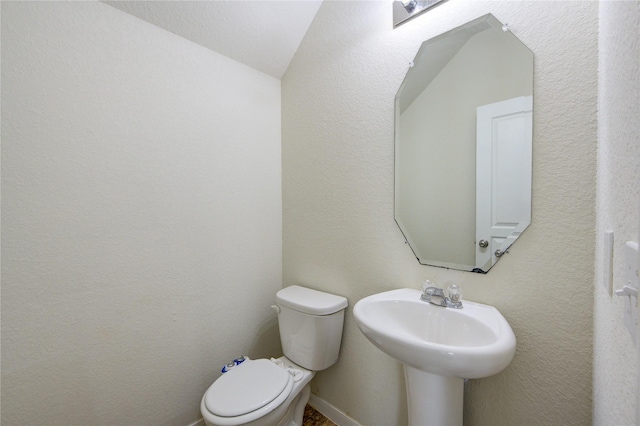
[{"xmin": 393, "ymin": 0, "xmax": 448, "ymax": 27}]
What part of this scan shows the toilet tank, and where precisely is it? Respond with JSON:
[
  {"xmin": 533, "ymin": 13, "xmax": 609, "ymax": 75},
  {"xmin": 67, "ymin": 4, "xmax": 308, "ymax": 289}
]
[{"xmin": 276, "ymin": 285, "xmax": 348, "ymax": 371}]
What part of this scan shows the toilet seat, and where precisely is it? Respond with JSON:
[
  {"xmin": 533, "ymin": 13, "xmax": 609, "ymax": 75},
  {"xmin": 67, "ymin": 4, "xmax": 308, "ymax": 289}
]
[{"xmin": 203, "ymin": 359, "xmax": 294, "ymax": 425}]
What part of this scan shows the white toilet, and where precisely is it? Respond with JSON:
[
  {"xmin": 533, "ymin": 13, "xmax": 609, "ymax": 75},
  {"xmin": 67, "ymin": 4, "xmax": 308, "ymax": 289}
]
[{"xmin": 200, "ymin": 285, "xmax": 348, "ymax": 426}]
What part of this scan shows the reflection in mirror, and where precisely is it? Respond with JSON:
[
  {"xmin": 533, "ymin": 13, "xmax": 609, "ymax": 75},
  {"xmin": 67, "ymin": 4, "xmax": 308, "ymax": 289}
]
[{"xmin": 394, "ymin": 14, "xmax": 534, "ymax": 273}]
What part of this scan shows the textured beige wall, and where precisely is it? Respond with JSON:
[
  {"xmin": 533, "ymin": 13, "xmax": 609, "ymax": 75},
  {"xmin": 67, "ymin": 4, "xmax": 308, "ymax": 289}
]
[
  {"xmin": 1, "ymin": 2, "xmax": 282, "ymax": 425},
  {"xmin": 283, "ymin": 1, "xmax": 597, "ymax": 425},
  {"xmin": 594, "ymin": 1, "xmax": 640, "ymax": 425}
]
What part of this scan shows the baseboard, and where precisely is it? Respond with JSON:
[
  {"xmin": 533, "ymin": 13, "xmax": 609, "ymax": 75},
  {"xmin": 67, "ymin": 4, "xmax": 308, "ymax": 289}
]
[
  {"xmin": 308, "ymin": 394, "xmax": 361, "ymax": 426},
  {"xmin": 186, "ymin": 419, "xmax": 205, "ymax": 426}
]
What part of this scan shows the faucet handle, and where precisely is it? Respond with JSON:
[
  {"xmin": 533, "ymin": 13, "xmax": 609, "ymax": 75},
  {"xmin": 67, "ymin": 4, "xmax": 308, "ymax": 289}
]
[
  {"xmin": 446, "ymin": 284, "xmax": 463, "ymax": 308},
  {"xmin": 421, "ymin": 279, "xmax": 435, "ymax": 293}
]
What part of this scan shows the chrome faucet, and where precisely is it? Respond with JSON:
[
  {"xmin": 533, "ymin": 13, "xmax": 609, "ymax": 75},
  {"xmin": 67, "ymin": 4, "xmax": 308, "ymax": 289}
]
[{"xmin": 420, "ymin": 281, "xmax": 463, "ymax": 309}]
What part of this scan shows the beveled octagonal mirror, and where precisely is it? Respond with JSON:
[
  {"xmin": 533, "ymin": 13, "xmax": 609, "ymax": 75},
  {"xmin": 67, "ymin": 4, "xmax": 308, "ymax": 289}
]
[{"xmin": 395, "ymin": 14, "xmax": 534, "ymax": 273}]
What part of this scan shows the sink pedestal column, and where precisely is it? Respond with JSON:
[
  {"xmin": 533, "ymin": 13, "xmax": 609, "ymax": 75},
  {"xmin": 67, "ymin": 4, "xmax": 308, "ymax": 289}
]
[{"xmin": 404, "ymin": 365, "xmax": 464, "ymax": 426}]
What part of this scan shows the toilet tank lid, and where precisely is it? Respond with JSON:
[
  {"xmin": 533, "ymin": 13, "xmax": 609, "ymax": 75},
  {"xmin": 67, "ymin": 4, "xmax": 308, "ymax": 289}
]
[{"xmin": 276, "ymin": 285, "xmax": 348, "ymax": 315}]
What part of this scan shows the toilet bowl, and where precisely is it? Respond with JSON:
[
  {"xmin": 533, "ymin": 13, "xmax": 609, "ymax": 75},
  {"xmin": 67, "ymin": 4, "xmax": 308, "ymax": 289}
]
[
  {"xmin": 200, "ymin": 357, "xmax": 314, "ymax": 426},
  {"xmin": 200, "ymin": 285, "xmax": 348, "ymax": 426}
]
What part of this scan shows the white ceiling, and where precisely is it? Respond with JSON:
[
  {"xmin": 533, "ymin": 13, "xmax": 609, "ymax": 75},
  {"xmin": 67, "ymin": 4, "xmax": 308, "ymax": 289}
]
[{"xmin": 103, "ymin": 1, "xmax": 323, "ymax": 79}]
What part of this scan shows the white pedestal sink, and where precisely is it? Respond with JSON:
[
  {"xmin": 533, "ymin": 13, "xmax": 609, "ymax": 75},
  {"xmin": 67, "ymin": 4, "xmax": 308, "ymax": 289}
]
[{"xmin": 353, "ymin": 288, "xmax": 516, "ymax": 426}]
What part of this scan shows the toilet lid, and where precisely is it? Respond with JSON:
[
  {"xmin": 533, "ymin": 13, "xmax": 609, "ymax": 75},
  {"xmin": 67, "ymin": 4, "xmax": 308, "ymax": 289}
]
[{"xmin": 204, "ymin": 359, "xmax": 292, "ymax": 418}]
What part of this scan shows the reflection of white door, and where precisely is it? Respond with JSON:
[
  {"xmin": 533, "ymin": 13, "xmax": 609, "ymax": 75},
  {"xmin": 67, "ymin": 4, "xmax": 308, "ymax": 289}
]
[{"xmin": 475, "ymin": 96, "xmax": 533, "ymax": 270}]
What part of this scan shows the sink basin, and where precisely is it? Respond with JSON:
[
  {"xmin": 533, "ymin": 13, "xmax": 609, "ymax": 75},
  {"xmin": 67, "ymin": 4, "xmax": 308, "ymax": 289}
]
[
  {"xmin": 354, "ymin": 288, "xmax": 516, "ymax": 425},
  {"xmin": 353, "ymin": 288, "xmax": 516, "ymax": 379}
]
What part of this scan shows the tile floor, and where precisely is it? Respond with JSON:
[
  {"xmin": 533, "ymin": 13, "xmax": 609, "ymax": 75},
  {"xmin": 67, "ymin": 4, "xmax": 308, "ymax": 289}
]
[{"xmin": 302, "ymin": 405, "xmax": 337, "ymax": 426}]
